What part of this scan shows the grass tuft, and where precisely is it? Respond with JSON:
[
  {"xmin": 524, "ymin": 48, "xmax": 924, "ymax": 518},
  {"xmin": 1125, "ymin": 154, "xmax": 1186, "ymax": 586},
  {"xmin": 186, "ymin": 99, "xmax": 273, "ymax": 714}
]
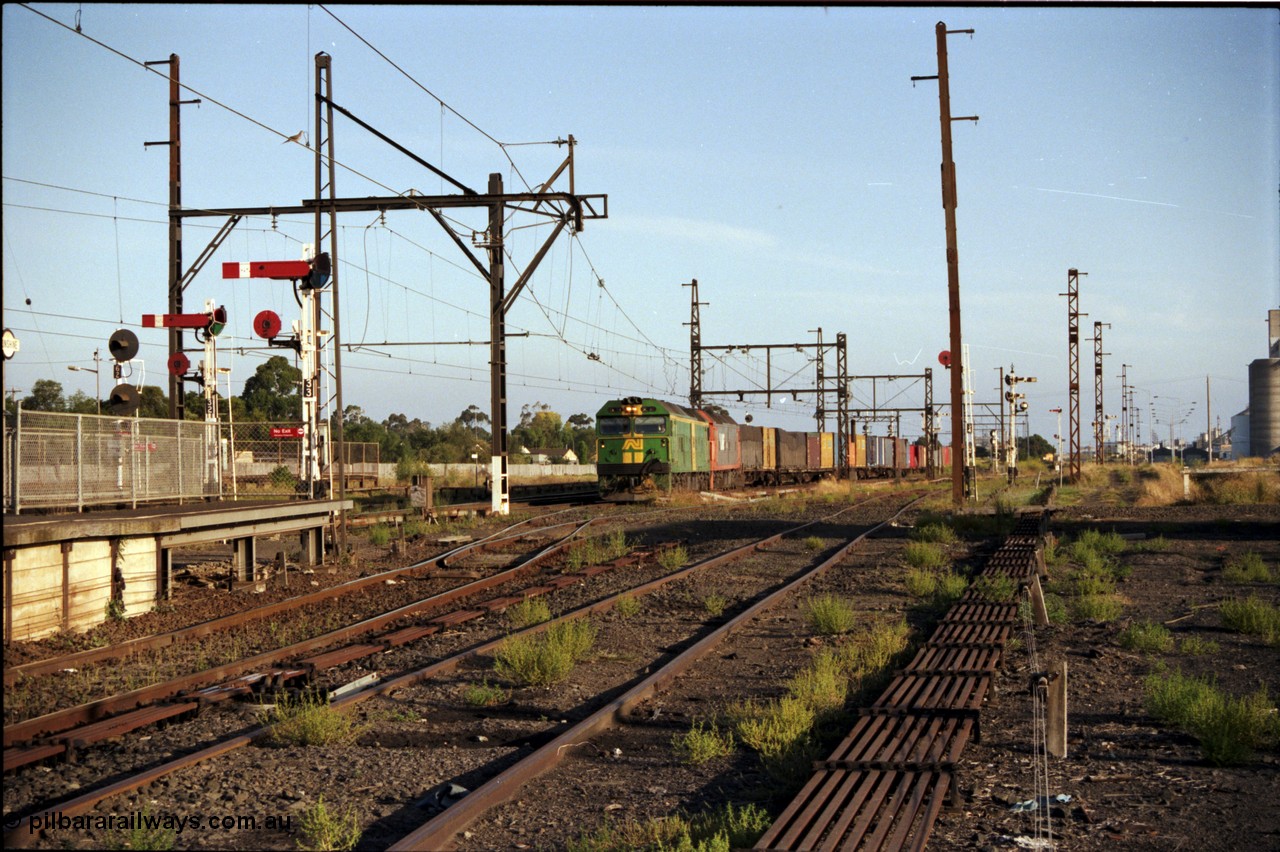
[
  {"xmin": 264, "ymin": 692, "xmax": 364, "ymax": 747},
  {"xmin": 1219, "ymin": 596, "xmax": 1280, "ymax": 644},
  {"xmin": 1144, "ymin": 669, "xmax": 1280, "ymax": 766},
  {"xmin": 462, "ymin": 679, "xmax": 508, "ymax": 707},
  {"xmin": 657, "ymin": 544, "xmax": 688, "ymax": 572},
  {"xmin": 367, "ymin": 524, "xmax": 392, "ymax": 547},
  {"xmin": 1223, "ymin": 552, "xmax": 1274, "ymax": 584},
  {"xmin": 903, "ymin": 541, "xmax": 949, "ymax": 570},
  {"xmin": 296, "ymin": 794, "xmax": 362, "ymax": 851},
  {"xmin": 910, "ymin": 521, "xmax": 958, "ymax": 545},
  {"xmin": 803, "ymin": 595, "xmax": 858, "ymax": 635},
  {"xmin": 494, "ymin": 619, "xmax": 597, "ymax": 686},
  {"xmin": 672, "ymin": 718, "xmax": 735, "ymax": 765},
  {"xmin": 505, "ymin": 597, "xmax": 552, "ymax": 629},
  {"xmin": 702, "ymin": 593, "xmax": 729, "ymax": 616},
  {"xmin": 614, "ymin": 594, "xmax": 642, "ymax": 619},
  {"xmin": 1118, "ymin": 620, "xmax": 1175, "ymax": 654}
]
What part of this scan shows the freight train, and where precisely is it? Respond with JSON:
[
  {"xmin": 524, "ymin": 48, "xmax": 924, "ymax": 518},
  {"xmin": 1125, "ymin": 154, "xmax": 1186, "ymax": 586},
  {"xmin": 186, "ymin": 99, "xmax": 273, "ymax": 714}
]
[{"xmin": 595, "ymin": 397, "xmax": 949, "ymax": 500}]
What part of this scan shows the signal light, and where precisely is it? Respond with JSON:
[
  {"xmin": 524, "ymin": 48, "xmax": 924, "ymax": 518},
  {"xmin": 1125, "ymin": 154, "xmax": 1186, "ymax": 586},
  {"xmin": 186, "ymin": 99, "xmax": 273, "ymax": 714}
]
[
  {"xmin": 107, "ymin": 383, "xmax": 140, "ymax": 416},
  {"xmin": 937, "ymin": 350, "xmax": 951, "ymax": 368},
  {"xmin": 253, "ymin": 310, "xmax": 283, "ymax": 339},
  {"xmin": 109, "ymin": 329, "xmax": 140, "ymax": 362},
  {"xmin": 208, "ymin": 306, "xmax": 227, "ymax": 337},
  {"xmin": 305, "ymin": 252, "xmax": 331, "ymax": 290},
  {"xmin": 167, "ymin": 352, "xmax": 190, "ymax": 377}
]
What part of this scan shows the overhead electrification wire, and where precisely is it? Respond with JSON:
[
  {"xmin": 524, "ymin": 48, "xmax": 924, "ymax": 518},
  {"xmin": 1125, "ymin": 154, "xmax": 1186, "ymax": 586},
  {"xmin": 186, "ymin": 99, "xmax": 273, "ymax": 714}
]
[
  {"xmin": 3, "ymin": 176, "xmax": 165, "ymax": 207},
  {"xmin": 18, "ymin": 3, "xmax": 430, "ymax": 206},
  {"xmin": 317, "ymin": 4, "xmax": 545, "ymax": 194},
  {"xmin": 19, "ymin": 5, "xmax": 680, "ymax": 408}
]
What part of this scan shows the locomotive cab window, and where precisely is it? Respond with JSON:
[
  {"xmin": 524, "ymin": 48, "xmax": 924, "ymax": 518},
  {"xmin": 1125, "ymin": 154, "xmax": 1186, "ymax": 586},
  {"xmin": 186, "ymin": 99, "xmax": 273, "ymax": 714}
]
[
  {"xmin": 633, "ymin": 416, "xmax": 666, "ymax": 435},
  {"xmin": 598, "ymin": 417, "xmax": 629, "ymax": 436}
]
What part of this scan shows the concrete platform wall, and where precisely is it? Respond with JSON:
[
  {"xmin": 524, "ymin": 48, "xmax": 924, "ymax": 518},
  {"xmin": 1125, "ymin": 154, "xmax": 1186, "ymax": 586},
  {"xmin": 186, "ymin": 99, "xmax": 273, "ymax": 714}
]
[{"xmin": 5, "ymin": 537, "xmax": 158, "ymax": 642}]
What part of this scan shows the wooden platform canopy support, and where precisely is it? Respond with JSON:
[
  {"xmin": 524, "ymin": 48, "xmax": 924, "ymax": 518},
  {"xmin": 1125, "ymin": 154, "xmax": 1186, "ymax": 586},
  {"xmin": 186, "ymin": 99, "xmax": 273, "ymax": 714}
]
[{"xmin": 178, "ymin": 53, "xmax": 606, "ymax": 516}]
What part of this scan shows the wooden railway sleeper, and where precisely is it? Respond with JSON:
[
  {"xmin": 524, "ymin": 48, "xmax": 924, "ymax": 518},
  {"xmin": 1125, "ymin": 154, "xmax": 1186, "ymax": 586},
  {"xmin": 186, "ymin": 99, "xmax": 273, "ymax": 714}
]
[
  {"xmin": 924, "ymin": 639, "xmax": 1004, "ymax": 650},
  {"xmin": 813, "ymin": 759, "xmax": 958, "ymax": 773},
  {"xmin": 896, "ymin": 667, "xmax": 1000, "ymax": 677},
  {"xmin": 859, "ymin": 707, "xmax": 982, "ymax": 743}
]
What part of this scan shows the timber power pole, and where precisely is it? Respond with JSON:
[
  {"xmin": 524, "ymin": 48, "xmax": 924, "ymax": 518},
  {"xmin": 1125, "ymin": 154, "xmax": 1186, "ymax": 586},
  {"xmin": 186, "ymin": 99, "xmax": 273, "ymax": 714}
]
[
  {"xmin": 144, "ymin": 54, "xmax": 200, "ymax": 420},
  {"xmin": 914, "ymin": 22, "xmax": 978, "ymax": 506}
]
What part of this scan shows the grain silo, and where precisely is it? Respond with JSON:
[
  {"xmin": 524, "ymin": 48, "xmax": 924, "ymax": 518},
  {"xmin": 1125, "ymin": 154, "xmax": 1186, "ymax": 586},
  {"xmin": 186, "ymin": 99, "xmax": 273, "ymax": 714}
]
[{"xmin": 1248, "ymin": 310, "xmax": 1280, "ymax": 459}]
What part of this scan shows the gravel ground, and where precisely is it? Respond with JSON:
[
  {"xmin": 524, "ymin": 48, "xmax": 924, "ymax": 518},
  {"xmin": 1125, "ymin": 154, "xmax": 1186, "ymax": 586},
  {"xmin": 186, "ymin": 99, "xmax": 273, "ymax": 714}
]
[{"xmin": 6, "ymin": 485, "xmax": 1279, "ymax": 851}]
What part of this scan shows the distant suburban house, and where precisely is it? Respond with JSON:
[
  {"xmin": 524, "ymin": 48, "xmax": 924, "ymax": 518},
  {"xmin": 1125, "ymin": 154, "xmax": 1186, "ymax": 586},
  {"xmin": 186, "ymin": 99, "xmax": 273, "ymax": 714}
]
[{"xmin": 525, "ymin": 447, "xmax": 579, "ymax": 464}]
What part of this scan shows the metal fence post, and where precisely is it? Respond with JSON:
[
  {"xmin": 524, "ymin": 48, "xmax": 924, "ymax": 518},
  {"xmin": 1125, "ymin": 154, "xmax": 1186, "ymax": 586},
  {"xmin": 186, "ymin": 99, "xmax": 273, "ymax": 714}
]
[
  {"xmin": 131, "ymin": 419, "xmax": 138, "ymax": 509},
  {"xmin": 11, "ymin": 406, "xmax": 20, "ymax": 515},
  {"xmin": 176, "ymin": 419, "xmax": 183, "ymax": 503},
  {"xmin": 76, "ymin": 414, "xmax": 84, "ymax": 512}
]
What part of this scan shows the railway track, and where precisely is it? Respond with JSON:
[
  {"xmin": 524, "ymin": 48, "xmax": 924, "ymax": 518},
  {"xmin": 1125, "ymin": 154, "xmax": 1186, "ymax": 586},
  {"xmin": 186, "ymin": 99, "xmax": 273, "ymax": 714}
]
[
  {"xmin": 754, "ymin": 512, "xmax": 1048, "ymax": 851},
  {"xmin": 388, "ymin": 491, "xmax": 933, "ymax": 850},
  {"xmin": 3, "ymin": 516, "xmax": 614, "ymax": 770},
  {"xmin": 4, "ymin": 490, "xmax": 928, "ymax": 848},
  {"xmin": 4, "ymin": 511, "xmax": 586, "ymax": 688}
]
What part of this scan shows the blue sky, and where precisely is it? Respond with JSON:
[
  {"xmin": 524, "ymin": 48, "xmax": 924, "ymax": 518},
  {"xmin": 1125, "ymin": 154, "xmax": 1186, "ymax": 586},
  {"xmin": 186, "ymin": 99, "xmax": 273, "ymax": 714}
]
[{"xmin": 3, "ymin": 4, "xmax": 1277, "ymax": 449}]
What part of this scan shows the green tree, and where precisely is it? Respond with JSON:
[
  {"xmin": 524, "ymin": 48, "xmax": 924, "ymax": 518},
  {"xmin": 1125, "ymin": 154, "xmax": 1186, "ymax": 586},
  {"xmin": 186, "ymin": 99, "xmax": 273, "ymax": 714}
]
[
  {"xmin": 66, "ymin": 390, "xmax": 99, "ymax": 415},
  {"xmin": 1021, "ymin": 433, "xmax": 1055, "ymax": 461},
  {"xmin": 22, "ymin": 379, "xmax": 66, "ymax": 412},
  {"xmin": 566, "ymin": 412, "xmax": 596, "ymax": 462},
  {"xmin": 241, "ymin": 356, "xmax": 301, "ymax": 421},
  {"xmin": 137, "ymin": 386, "xmax": 168, "ymax": 419}
]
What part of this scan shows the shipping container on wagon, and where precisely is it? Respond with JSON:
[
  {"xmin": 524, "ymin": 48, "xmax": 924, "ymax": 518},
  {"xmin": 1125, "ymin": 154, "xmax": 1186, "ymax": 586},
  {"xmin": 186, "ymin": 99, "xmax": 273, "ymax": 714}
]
[
  {"xmin": 806, "ymin": 432, "xmax": 835, "ymax": 470},
  {"xmin": 696, "ymin": 409, "xmax": 741, "ymax": 472},
  {"xmin": 865, "ymin": 435, "xmax": 884, "ymax": 468},
  {"xmin": 777, "ymin": 429, "xmax": 808, "ymax": 470},
  {"xmin": 851, "ymin": 433, "xmax": 866, "ymax": 469},
  {"xmin": 741, "ymin": 425, "xmax": 764, "ymax": 471}
]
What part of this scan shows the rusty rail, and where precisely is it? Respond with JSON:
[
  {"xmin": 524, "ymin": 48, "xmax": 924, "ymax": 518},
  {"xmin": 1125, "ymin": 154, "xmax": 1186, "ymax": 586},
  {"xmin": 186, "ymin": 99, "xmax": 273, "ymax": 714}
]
[
  {"xmin": 5, "ymin": 491, "xmax": 926, "ymax": 849},
  {"xmin": 754, "ymin": 511, "xmax": 1047, "ymax": 851},
  {"xmin": 388, "ymin": 492, "xmax": 930, "ymax": 851},
  {"xmin": 3, "ymin": 520, "xmax": 593, "ymax": 752},
  {"xmin": 5, "ymin": 514, "xmax": 586, "ymax": 687}
]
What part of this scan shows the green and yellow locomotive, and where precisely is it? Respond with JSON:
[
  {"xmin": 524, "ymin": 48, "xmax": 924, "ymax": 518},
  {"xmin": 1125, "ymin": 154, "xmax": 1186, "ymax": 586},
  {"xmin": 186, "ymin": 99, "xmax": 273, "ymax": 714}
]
[
  {"xmin": 595, "ymin": 397, "xmax": 710, "ymax": 499},
  {"xmin": 596, "ymin": 395, "xmax": 847, "ymax": 501}
]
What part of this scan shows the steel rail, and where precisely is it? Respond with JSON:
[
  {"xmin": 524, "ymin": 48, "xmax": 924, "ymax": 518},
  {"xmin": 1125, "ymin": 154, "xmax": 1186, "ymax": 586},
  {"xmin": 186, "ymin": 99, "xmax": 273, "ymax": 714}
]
[
  {"xmin": 3, "ymin": 520, "xmax": 594, "ymax": 749},
  {"xmin": 388, "ymin": 491, "xmax": 929, "ymax": 851},
  {"xmin": 4, "ymin": 513, "xmax": 585, "ymax": 687},
  {"xmin": 4, "ymin": 491, "xmax": 925, "ymax": 848}
]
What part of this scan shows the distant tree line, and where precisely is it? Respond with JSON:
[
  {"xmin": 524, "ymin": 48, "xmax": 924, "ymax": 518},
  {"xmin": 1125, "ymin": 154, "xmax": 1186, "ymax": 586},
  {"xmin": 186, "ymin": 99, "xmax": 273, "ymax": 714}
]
[{"xmin": 9, "ymin": 355, "xmax": 597, "ymax": 464}]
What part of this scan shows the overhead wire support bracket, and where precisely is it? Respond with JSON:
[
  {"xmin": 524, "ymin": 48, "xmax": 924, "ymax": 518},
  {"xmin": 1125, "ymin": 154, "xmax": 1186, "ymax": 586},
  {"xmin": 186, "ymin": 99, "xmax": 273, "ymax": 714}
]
[{"xmin": 318, "ymin": 94, "xmax": 476, "ymax": 196}]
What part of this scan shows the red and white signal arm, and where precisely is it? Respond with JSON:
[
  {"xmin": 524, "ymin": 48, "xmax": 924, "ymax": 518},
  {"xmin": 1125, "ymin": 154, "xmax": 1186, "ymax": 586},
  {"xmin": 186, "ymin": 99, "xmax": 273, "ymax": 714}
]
[
  {"xmin": 223, "ymin": 261, "xmax": 312, "ymax": 280},
  {"xmin": 938, "ymin": 350, "xmax": 952, "ymax": 368},
  {"xmin": 270, "ymin": 426, "xmax": 305, "ymax": 439}
]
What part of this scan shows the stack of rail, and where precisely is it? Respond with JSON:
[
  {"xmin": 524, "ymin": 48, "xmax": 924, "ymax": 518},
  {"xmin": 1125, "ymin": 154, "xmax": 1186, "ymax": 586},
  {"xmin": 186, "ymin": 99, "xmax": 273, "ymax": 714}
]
[{"xmin": 756, "ymin": 512, "xmax": 1047, "ymax": 851}]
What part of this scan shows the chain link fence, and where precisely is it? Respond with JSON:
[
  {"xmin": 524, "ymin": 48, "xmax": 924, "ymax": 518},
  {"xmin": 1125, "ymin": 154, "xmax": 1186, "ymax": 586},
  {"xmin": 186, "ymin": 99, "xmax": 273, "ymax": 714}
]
[
  {"xmin": 4, "ymin": 410, "xmax": 381, "ymax": 511},
  {"xmin": 5, "ymin": 410, "xmax": 213, "ymax": 512}
]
